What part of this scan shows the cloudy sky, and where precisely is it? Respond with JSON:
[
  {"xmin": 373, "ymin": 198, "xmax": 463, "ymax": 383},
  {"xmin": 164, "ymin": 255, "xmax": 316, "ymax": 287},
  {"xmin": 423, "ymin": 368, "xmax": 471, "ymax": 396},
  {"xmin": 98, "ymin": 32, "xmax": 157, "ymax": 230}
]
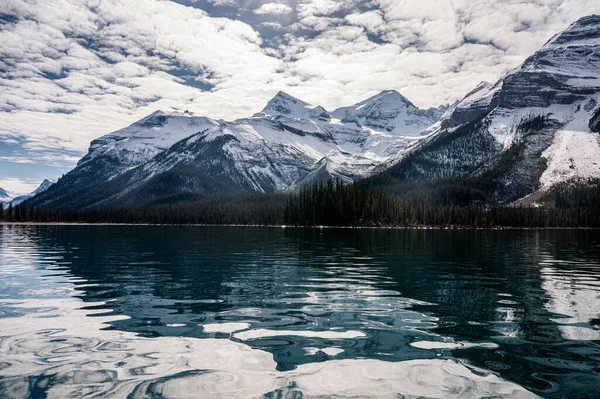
[{"xmin": 1, "ymin": 0, "xmax": 599, "ymax": 194}]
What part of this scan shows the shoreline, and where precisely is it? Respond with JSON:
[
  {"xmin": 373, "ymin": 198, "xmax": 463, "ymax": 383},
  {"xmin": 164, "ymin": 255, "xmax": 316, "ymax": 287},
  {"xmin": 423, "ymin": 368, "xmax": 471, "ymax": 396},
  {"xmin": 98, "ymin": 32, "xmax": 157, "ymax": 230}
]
[{"xmin": 1, "ymin": 222, "xmax": 599, "ymax": 230}]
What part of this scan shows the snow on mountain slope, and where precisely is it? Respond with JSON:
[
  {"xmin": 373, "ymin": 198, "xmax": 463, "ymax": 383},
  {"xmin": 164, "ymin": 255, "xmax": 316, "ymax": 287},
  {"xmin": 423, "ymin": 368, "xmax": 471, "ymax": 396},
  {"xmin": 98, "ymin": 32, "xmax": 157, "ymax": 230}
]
[
  {"xmin": 91, "ymin": 117, "xmax": 380, "ymax": 206},
  {"xmin": 540, "ymin": 103, "xmax": 600, "ymax": 188},
  {"xmin": 261, "ymin": 91, "xmax": 318, "ymax": 120},
  {"xmin": 331, "ymin": 90, "xmax": 438, "ymax": 135},
  {"xmin": 7, "ymin": 179, "xmax": 56, "ymax": 207},
  {"xmin": 258, "ymin": 90, "xmax": 441, "ymax": 161},
  {"xmin": 80, "ymin": 111, "xmax": 219, "ymax": 172},
  {"xmin": 378, "ymin": 14, "xmax": 600, "ymax": 202},
  {"xmin": 29, "ymin": 90, "xmax": 443, "ymax": 209},
  {"xmin": 497, "ymin": 16, "xmax": 600, "ymax": 110},
  {"xmin": 0, "ymin": 186, "xmax": 12, "ymax": 204},
  {"xmin": 447, "ymin": 14, "xmax": 600, "ymax": 125},
  {"xmin": 33, "ymin": 179, "xmax": 55, "ymax": 195},
  {"xmin": 442, "ymin": 82, "xmax": 500, "ymax": 129},
  {"xmin": 483, "ymin": 14, "xmax": 600, "ymax": 194}
]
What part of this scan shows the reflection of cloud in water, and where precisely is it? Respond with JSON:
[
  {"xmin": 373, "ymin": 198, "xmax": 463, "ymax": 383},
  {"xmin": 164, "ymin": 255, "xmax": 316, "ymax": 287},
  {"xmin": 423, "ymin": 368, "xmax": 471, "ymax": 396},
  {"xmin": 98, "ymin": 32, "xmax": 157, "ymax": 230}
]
[
  {"xmin": 234, "ymin": 328, "xmax": 366, "ymax": 341},
  {"xmin": 0, "ymin": 298, "xmax": 537, "ymax": 398},
  {"xmin": 539, "ymin": 252, "xmax": 600, "ymax": 341},
  {"xmin": 202, "ymin": 322, "xmax": 251, "ymax": 334},
  {"xmin": 410, "ymin": 341, "xmax": 498, "ymax": 350}
]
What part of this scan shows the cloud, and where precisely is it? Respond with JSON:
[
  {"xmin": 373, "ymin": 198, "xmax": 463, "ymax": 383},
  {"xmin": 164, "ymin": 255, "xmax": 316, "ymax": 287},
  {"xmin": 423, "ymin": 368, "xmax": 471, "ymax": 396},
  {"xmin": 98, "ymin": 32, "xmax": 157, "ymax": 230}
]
[
  {"xmin": 254, "ymin": 3, "xmax": 293, "ymax": 16},
  {"xmin": 345, "ymin": 11, "xmax": 386, "ymax": 34},
  {"xmin": 206, "ymin": 0, "xmax": 239, "ymax": 6},
  {"xmin": 260, "ymin": 22, "xmax": 285, "ymax": 30},
  {"xmin": 0, "ymin": 0, "xmax": 283, "ymax": 159},
  {"xmin": 296, "ymin": 0, "xmax": 353, "ymax": 18},
  {"xmin": 0, "ymin": 178, "xmax": 41, "ymax": 195},
  {"xmin": 0, "ymin": 157, "xmax": 36, "ymax": 164},
  {"xmin": 274, "ymin": 0, "xmax": 600, "ymax": 109},
  {"xmin": 1, "ymin": 0, "xmax": 600, "ymax": 184}
]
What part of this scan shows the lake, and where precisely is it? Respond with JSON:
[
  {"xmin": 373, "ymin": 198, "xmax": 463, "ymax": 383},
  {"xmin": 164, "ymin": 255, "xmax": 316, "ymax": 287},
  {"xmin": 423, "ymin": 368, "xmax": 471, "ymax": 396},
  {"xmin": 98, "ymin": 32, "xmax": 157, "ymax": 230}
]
[{"xmin": 0, "ymin": 225, "xmax": 599, "ymax": 398}]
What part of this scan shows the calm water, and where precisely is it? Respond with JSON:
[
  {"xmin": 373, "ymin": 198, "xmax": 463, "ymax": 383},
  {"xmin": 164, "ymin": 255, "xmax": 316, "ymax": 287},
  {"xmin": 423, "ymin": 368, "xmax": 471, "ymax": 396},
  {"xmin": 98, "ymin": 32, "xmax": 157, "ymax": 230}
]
[{"xmin": 0, "ymin": 226, "xmax": 599, "ymax": 398}]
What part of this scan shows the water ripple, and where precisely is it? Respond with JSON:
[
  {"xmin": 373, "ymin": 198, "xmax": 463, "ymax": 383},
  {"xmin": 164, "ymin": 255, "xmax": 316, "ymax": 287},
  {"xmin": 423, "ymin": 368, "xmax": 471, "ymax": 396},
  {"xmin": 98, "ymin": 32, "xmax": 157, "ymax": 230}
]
[{"xmin": 1, "ymin": 226, "xmax": 600, "ymax": 397}]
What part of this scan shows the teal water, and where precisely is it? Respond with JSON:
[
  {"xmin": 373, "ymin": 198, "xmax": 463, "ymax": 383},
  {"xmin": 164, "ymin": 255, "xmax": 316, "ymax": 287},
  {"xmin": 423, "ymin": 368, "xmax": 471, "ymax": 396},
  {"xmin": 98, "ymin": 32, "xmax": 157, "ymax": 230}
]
[{"xmin": 0, "ymin": 225, "xmax": 599, "ymax": 398}]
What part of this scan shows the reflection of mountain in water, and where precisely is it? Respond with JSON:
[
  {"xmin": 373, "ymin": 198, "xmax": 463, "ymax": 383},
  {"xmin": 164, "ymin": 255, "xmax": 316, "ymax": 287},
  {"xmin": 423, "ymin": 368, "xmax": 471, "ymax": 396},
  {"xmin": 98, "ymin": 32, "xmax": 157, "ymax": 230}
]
[{"xmin": 17, "ymin": 226, "xmax": 600, "ymax": 397}]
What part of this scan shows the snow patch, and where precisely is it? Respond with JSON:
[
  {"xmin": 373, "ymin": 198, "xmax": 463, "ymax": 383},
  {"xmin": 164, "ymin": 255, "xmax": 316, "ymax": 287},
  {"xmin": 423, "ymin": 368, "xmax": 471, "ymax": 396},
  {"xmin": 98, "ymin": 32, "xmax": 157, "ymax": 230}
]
[{"xmin": 540, "ymin": 107, "xmax": 600, "ymax": 188}]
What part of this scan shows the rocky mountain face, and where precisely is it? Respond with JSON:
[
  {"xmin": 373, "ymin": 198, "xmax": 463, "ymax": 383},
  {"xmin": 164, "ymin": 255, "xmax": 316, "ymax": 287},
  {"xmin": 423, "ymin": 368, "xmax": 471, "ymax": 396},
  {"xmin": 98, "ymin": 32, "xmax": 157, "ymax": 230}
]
[
  {"xmin": 378, "ymin": 15, "xmax": 600, "ymax": 202},
  {"xmin": 30, "ymin": 90, "xmax": 444, "ymax": 209}
]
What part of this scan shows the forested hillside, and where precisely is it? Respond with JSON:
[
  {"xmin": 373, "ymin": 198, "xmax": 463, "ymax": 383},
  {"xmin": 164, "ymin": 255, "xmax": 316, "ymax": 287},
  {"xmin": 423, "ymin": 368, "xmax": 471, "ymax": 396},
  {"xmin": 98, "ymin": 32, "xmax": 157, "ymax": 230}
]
[{"xmin": 3, "ymin": 180, "xmax": 600, "ymax": 228}]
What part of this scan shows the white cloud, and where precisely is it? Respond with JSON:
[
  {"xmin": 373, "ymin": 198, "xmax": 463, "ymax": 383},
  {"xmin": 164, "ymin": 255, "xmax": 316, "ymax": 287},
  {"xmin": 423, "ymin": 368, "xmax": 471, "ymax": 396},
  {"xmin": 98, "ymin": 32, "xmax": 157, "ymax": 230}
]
[
  {"xmin": 345, "ymin": 11, "xmax": 385, "ymax": 34},
  {"xmin": 206, "ymin": 0, "xmax": 239, "ymax": 6},
  {"xmin": 0, "ymin": 0, "xmax": 284, "ymax": 157},
  {"xmin": 296, "ymin": 0, "xmax": 353, "ymax": 18},
  {"xmin": 1, "ymin": 0, "xmax": 600, "ymax": 183},
  {"xmin": 0, "ymin": 178, "xmax": 41, "ymax": 195},
  {"xmin": 260, "ymin": 22, "xmax": 285, "ymax": 30},
  {"xmin": 0, "ymin": 157, "xmax": 36, "ymax": 164},
  {"xmin": 254, "ymin": 3, "xmax": 293, "ymax": 16},
  {"xmin": 296, "ymin": 16, "xmax": 342, "ymax": 32}
]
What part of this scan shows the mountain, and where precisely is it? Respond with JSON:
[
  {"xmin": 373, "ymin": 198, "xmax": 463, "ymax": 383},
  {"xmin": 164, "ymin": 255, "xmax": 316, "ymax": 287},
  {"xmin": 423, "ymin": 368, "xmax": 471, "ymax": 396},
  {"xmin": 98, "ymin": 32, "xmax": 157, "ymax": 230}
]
[
  {"xmin": 0, "ymin": 186, "xmax": 12, "ymax": 204},
  {"xmin": 8, "ymin": 179, "xmax": 55, "ymax": 208},
  {"xmin": 260, "ymin": 91, "xmax": 324, "ymax": 120},
  {"xmin": 372, "ymin": 15, "xmax": 600, "ymax": 203},
  {"xmin": 332, "ymin": 90, "xmax": 439, "ymax": 134},
  {"xmin": 27, "ymin": 15, "xmax": 600, "ymax": 210},
  {"xmin": 29, "ymin": 91, "xmax": 441, "ymax": 209}
]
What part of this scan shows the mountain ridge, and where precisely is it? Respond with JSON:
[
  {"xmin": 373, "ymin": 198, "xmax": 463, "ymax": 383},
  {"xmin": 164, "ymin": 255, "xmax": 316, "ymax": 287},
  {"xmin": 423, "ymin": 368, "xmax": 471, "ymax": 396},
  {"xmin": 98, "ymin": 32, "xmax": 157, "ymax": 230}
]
[
  {"xmin": 28, "ymin": 89, "xmax": 441, "ymax": 209},
  {"xmin": 1, "ymin": 179, "xmax": 55, "ymax": 208},
  {"xmin": 26, "ymin": 14, "xmax": 600, "ymax": 210},
  {"xmin": 370, "ymin": 14, "xmax": 600, "ymax": 203}
]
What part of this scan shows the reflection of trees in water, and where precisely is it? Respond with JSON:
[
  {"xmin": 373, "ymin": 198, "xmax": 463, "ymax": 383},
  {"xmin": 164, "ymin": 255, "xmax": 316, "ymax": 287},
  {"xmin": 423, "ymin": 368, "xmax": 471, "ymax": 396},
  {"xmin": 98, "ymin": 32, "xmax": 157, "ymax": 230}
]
[{"xmin": 28, "ymin": 226, "xmax": 306, "ymax": 335}]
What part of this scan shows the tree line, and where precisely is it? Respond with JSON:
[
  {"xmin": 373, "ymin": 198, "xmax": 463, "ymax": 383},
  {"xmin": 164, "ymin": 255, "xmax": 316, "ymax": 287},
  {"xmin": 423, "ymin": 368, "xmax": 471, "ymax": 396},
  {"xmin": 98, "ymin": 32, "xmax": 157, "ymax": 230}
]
[
  {"xmin": 1, "ymin": 180, "xmax": 599, "ymax": 228},
  {"xmin": 284, "ymin": 180, "xmax": 600, "ymax": 228}
]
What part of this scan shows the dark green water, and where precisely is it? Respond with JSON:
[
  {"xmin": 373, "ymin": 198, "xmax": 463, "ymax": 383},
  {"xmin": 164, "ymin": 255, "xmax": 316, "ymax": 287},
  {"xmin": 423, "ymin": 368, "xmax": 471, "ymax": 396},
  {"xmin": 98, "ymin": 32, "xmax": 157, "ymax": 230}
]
[{"xmin": 0, "ymin": 225, "xmax": 599, "ymax": 398}]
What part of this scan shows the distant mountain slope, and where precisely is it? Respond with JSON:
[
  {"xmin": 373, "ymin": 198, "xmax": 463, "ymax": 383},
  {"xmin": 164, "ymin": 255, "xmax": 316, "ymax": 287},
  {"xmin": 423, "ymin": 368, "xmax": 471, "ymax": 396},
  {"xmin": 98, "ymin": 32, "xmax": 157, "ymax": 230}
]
[
  {"xmin": 0, "ymin": 186, "xmax": 12, "ymax": 204},
  {"xmin": 1, "ymin": 180, "xmax": 55, "ymax": 209},
  {"xmin": 371, "ymin": 15, "xmax": 600, "ymax": 203},
  {"xmin": 8, "ymin": 179, "xmax": 55, "ymax": 207},
  {"xmin": 29, "ymin": 91, "xmax": 443, "ymax": 209}
]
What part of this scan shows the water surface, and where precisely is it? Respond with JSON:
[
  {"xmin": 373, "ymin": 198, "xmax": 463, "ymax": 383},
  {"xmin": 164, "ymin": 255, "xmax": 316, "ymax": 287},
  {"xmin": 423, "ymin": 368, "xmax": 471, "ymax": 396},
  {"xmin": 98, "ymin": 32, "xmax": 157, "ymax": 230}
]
[{"xmin": 1, "ymin": 226, "xmax": 599, "ymax": 398}]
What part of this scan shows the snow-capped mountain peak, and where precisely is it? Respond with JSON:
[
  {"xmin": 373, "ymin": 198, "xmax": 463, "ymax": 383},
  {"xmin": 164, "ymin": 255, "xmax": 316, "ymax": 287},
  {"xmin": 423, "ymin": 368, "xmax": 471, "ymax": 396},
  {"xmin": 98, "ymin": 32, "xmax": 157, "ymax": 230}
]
[
  {"xmin": 542, "ymin": 14, "xmax": 600, "ymax": 51},
  {"xmin": 355, "ymin": 90, "xmax": 417, "ymax": 111},
  {"xmin": 2, "ymin": 179, "xmax": 56, "ymax": 208},
  {"xmin": 261, "ymin": 91, "xmax": 317, "ymax": 119},
  {"xmin": 32, "ymin": 179, "xmax": 56, "ymax": 195},
  {"xmin": 80, "ymin": 112, "xmax": 219, "ymax": 170},
  {"xmin": 380, "ymin": 14, "xmax": 600, "ymax": 203},
  {"xmin": 29, "ymin": 86, "xmax": 447, "ymax": 209},
  {"xmin": 332, "ymin": 89, "xmax": 438, "ymax": 135},
  {"xmin": 309, "ymin": 105, "xmax": 331, "ymax": 121},
  {"xmin": 509, "ymin": 15, "xmax": 600, "ymax": 89}
]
